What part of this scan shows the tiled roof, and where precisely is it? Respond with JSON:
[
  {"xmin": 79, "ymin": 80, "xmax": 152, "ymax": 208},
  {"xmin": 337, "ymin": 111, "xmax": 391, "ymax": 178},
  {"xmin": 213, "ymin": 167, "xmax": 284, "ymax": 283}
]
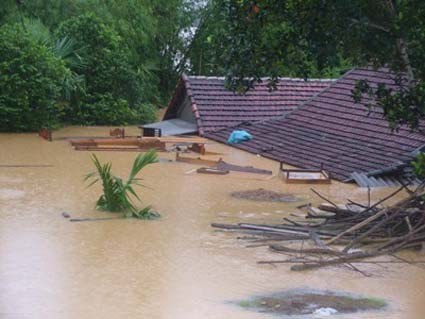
[
  {"xmin": 205, "ymin": 68, "xmax": 425, "ymax": 181},
  {"xmin": 164, "ymin": 74, "xmax": 334, "ymax": 135}
]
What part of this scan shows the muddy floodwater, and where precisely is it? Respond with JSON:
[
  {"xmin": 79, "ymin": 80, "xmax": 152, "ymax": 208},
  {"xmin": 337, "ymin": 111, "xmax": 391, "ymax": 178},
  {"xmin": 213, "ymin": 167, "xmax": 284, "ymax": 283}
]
[{"xmin": 1, "ymin": 126, "xmax": 425, "ymax": 319}]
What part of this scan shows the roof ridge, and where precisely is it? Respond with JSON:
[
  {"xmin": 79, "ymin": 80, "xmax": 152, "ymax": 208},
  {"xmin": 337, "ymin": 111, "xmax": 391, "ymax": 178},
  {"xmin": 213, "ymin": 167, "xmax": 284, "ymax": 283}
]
[
  {"xmin": 197, "ymin": 69, "xmax": 356, "ymax": 135},
  {"xmin": 266, "ymin": 69, "xmax": 359, "ymax": 119},
  {"xmin": 186, "ymin": 75, "xmax": 336, "ymax": 82}
]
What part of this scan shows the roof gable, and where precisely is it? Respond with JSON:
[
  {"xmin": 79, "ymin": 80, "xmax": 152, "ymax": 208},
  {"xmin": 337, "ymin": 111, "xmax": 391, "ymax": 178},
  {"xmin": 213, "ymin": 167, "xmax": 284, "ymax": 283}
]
[{"xmin": 165, "ymin": 74, "xmax": 334, "ymax": 135}]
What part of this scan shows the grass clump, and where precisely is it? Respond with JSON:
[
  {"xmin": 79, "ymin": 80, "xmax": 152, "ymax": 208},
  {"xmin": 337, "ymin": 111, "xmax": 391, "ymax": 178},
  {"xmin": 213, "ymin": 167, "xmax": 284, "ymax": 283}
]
[
  {"xmin": 85, "ymin": 150, "xmax": 160, "ymax": 219},
  {"xmin": 238, "ymin": 300, "xmax": 261, "ymax": 308},
  {"xmin": 235, "ymin": 291, "xmax": 387, "ymax": 316},
  {"xmin": 359, "ymin": 297, "xmax": 387, "ymax": 309}
]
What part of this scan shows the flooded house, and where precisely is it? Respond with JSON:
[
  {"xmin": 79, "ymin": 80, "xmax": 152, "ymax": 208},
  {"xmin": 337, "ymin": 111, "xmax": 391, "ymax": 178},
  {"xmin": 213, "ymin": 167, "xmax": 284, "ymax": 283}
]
[
  {"xmin": 147, "ymin": 68, "xmax": 425, "ymax": 187},
  {"xmin": 143, "ymin": 74, "xmax": 333, "ymax": 136},
  {"xmin": 2, "ymin": 71, "xmax": 425, "ymax": 319}
]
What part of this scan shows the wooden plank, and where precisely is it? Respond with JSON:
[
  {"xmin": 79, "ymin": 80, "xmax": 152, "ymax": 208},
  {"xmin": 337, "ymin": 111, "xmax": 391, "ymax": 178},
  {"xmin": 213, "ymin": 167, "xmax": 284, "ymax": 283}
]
[
  {"xmin": 72, "ymin": 139, "xmax": 166, "ymax": 147},
  {"xmin": 70, "ymin": 136, "xmax": 210, "ymax": 146},
  {"xmin": 70, "ymin": 138, "xmax": 141, "ymax": 146},
  {"xmin": 74, "ymin": 146, "xmax": 167, "ymax": 152},
  {"xmin": 280, "ymin": 168, "xmax": 331, "ymax": 184},
  {"xmin": 0, "ymin": 164, "xmax": 54, "ymax": 168},
  {"xmin": 175, "ymin": 153, "xmax": 219, "ymax": 166},
  {"xmin": 326, "ymin": 208, "xmax": 390, "ymax": 245},
  {"xmin": 196, "ymin": 167, "xmax": 229, "ymax": 175},
  {"xmin": 285, "ymin": 178, "xmax": 331, "ymax": 184}
]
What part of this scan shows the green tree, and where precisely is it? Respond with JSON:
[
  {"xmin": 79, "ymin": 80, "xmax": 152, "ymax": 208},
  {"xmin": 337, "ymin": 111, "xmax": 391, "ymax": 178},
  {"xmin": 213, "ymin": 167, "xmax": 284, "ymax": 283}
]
[
  {"xmin": 147, "ymin": 0, "xmax": 202, "ymax": 101},
  {"xmin": 13, "ymin": 0, "xmax": 80, "ymax": 29},
  {"xmin": 22, "ymin": 18, "xmax": 85, "ymax": 101},
  {"xmin": 198, "ymin": 0, "xmax": 425, "ymax": 129},
  {"xmin": 14, "ymin": 0, "xmax": 202, "ymax": 105},
  {"xmin": 56, "ymin": 13, "xmax": 155, "ymax": 125},
  {"xmin": 188, "ymin": 0, "xmax": 351, "ymax": 86},
  {"xmin": 0, "ymin": 0, "xmax": 18, "ymax": 25},
  {"xmin": 0, "ymin": 24, "xmax": 71, "ymax": 131}
]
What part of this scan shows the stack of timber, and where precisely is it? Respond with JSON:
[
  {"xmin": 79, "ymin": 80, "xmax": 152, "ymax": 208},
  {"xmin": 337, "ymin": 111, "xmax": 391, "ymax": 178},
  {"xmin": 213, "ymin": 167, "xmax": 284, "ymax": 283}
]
[
  {"xmin": 69, "ymin": 136, "xmax": 209, "ymax": 153},
  {"xmin": 212, "ymin": 184, "xmax": 425, "ymax": 272}
]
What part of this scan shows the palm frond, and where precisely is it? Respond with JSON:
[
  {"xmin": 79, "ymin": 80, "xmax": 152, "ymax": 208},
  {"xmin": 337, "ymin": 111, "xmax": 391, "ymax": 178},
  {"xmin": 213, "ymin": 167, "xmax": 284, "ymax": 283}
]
[
  {"xmin": 126, "ymin": 185, "xmax": 141, "ymax": 202},
  {"xmin": 85, "ymin": 151, "xmax": 159, "ymax": 219},
  {"xmin": 127, "ymin": 150, "xmax": 158, "ymax": 184},
  {"xmin": 52, "ymin": 37, "xmax": 86, "ymax": 70},
  {"xmin": 23, "ymin": 18, "xmax": 51, "ymax": 46}
]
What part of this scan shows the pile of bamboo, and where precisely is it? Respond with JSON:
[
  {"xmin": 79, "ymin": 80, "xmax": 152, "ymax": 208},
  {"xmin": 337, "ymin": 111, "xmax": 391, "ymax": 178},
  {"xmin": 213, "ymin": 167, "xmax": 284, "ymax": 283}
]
[{"xmin": 212, "ymin": 184, "xmax": 425, "ymax": 272}]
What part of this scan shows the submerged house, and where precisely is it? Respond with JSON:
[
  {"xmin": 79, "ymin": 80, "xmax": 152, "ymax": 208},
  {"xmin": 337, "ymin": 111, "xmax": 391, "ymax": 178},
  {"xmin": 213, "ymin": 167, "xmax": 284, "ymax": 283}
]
[
  {"xmin": 206, "ymin": 67, "xmax": 425, "ymax": 186},
  {"xmin": 148, "ymin": 68, "xmax": 425, "ymax": 187},
  {"xmin": 144, "ymin": 74, "xmax": 333, "ymax": 135}
]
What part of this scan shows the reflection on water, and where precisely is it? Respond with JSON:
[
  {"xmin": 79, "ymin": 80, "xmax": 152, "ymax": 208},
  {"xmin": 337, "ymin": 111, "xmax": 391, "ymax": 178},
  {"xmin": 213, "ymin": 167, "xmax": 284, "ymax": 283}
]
[{"xmin": 0, "ymin": 126, "xmax": 424, "ymax": 319}]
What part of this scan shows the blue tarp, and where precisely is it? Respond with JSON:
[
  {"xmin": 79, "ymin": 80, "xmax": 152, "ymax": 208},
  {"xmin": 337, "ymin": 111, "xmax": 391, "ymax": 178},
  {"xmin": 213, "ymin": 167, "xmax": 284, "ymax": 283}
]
[{"xmin": 227, "ymin": 130, "xmax": 252, "ymax": 144}]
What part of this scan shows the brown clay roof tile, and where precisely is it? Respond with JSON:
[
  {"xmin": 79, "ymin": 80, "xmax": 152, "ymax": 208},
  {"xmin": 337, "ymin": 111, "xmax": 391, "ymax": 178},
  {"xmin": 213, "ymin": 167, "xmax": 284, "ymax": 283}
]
[
  {"xmin": 205, "ymin": 68, "xmax": 425, "ymax": 180},
  {"xmin": 165, "ymin": 74, "xmax": 333, "ymax": 134}
]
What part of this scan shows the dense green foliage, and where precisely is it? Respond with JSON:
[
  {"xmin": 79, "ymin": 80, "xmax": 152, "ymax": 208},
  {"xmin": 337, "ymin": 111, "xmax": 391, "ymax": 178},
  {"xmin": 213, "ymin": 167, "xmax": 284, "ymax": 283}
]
[
  {"xmin": 3, "ymin": 0, "xmax": 423, "ymax": 135},
  {"xmin": 196, "ymin": 0, "xmax": 425, "ymax": 131},
  {"xmin": 0, "ymin": 0, "xmax": 201, "ymax": 131},
  {"xmin": 412, "ymin": 153, "xmax": 425, "ymax": 179},
  {"xmin": 188, "ymin": 0, "xmax": 351, "ymax": 89},
  {"xmin": 85, "ymin": 150, "xmax": 160, "ymax": 219},
  {"xmin": 55, "ymin": 13, "xmax": 152, "ymax": 125},
  {"xmin": 0, "ymin": 24, "xmax": 70, "ymax": 131}
]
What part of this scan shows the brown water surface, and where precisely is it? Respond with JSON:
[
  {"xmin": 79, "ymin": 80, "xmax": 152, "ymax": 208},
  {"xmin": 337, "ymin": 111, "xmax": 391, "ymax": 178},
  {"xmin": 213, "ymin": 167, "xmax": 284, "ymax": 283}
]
[{"xmin": 1, "ymin": 127, "xmax": 425, "ymax": 319}]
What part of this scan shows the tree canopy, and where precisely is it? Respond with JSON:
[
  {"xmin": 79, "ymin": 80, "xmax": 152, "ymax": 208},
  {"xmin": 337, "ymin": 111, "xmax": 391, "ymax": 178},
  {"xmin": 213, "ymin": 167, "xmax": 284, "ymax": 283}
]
[
  {"xmin": 193, "ymin": 0, "xmax": 425, "ymax": 131},
  {"xmin": 1, "ymin": 0, "xmax": 424, "ymax": 131},
  {"xmin": 0, "ymin": 0, "xmax": 203, "ymax": 130},
  {"xmin": 0, "ymin": 24, "xmax": 70, "ymax": 131}
]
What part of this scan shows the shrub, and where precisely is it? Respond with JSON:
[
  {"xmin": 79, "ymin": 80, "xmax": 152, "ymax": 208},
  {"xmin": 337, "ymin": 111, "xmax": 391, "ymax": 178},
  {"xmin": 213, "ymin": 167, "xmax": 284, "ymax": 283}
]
[
  {"xmin": 412, "ymin": 153, "xmax": 425, "ymax": 179},
  {"xmin": 65, "ymin": 95, "xmax": 158, "ymax": 126},
  {"xmin": 136, "ymin": 103, "xmax": 158, "ymax": 124},
  {"xmin": 66, "ymin": 93, "xmax": 135, "ymax": 125},
  {"xmin": 57, "ymin": 13, "xmax": 154, "ymax": 125},
  {"xmin": 0, "ymin": 24, "xmax": 70, "ymax": 131}
]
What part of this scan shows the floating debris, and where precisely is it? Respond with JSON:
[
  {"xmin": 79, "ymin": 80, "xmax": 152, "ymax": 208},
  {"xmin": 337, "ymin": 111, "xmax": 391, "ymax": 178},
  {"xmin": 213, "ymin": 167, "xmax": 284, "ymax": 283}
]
[
  {"xmin": 62, "ymin": 212, "xmax": 71, "ymax": 218},
  {"xmin": 197, "ymin": 167, "xmax": 229, "ymax": 175},
  {"xmin": 214, "ymin": 184, "xmax": 425, "ymax": 272}
]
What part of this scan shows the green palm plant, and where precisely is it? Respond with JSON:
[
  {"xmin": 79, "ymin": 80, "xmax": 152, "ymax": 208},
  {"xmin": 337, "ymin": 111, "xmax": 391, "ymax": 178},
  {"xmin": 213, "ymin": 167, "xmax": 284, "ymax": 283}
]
[
  {"xmin": 23, "ymin": 18, "xmax": 86, "ymax": 101},
  {"xmin": 85, "ymin": 150, "xmax": 160, "ymax": 219}
]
